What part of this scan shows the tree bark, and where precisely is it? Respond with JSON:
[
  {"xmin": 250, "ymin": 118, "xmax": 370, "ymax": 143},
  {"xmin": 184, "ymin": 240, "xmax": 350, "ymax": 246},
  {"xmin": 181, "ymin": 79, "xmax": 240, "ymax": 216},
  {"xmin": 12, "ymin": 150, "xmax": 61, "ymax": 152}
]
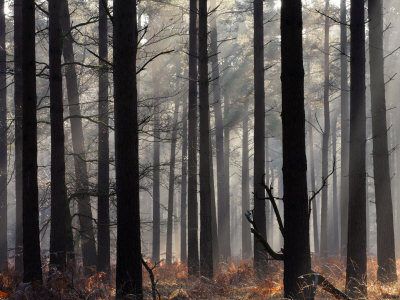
[
  {"xmin": 13, "ymin": 0, "xmax": 23, "ymax": 274},
  {"xmin": 49, "ymin": 0, "xmax": 67, "ymax": 271},
  {"xmin": 97, "ymin": 0, "xmax": 110, "ymax": 274},
  {"xmin": 253, "ymin": 0, "xmax": 267, "ymax": 276},
  {"xmin": 187, "ymin": 0, "xmax": 199, "ymax": 276},
  {"xmin": 368, "ymin": 0, "xmax": 397, "ymax": 283},
  {"xmin": 281, "ymin": 0, "xmax": 313, "ymax": 297},
  {"xmin": 113, "ymin": 0, "xmax": 143, "ymax": 297},
  {"xmin": 60, "ymin": 0, "xmax": 97, "ymax": 268},
  {"xmin": 345, "ymin": 0, "xmax": 367, "ymax": 297},
  {"xmin": 22, "ymin": 0, "xmax": 42, "ymax": 283},
  {"xmin": 180, "ymin": 99, "xmax": 188, "ymax": 263},
  {"xmin": 332, "ymin": 112, "xmax": 339, "ymax": 254}
]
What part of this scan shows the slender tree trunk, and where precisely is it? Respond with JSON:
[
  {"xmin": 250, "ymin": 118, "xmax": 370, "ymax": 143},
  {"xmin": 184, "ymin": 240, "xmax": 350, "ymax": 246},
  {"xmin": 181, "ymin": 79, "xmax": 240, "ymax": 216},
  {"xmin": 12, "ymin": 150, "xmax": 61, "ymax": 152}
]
[
  {"xmin": 368, "ymin": 0, "xmax": 397, "ymax": 283},
  {"xmin": 223, "ymin": 97, "xmax": 230, "ymax": 258},
  {"xmin": 320, "ymin": 0, "xmax": 330, "ymax": 258},
  {"xmin": 180, "ymin": 99, "xmax": 188, "ymax": 263},
  {"xmin": 114, "ymin": 0, "xmax": 142, "ymax": 297},
  {"xmin": 187, "ymin": 0, "xmax": 199, "ymax": 276},
  {"xmin": 13, "ymin": 0, "xmax": 23, "ymax": 274},
  {"xmin": 199, "ymin": 0, "xmax": 213, "ymax": 279},
  {"xmin": 97, "ymin": 0, "xmax": 110, "ymax": 274},
  {"xmin": 242, "ymin": 102, "xmax": 251, "ymax": 259},
  {"xmin": 340, "ymin": 0, "xmax": 350, "ymax": 258},
  {"xmin": 60, "ymin": 0, "xmax": 97, "ymax": 268},
  {"xmin": 209, "ymin": 144, "xmax": 219, "ymax": 267},
  {"xmin": 332, "ymin": 112, "xmax": 339, "ymax": 255},
  {"xmin": 0, "ymin": 0, "xmax": 6, "ymax": 272},
  {"xmin": 152, "ymin": 93, "xmax": 160, "ymax": 264},
  {"xmin": 166, "ymin": 100, "xmax": 180, "ymax": 264},
  {"xmin": 49, "ymin": 0, "xmax": 67, "ymax": 271},
  {"xmin": 346, "ymin": 0, "xmax": 367, "ymax": 296},
  {"xmin": 265, "ymin": 137, "xmax": 271, "ymax": 244},
  {"xmin": 308, "ymin": 108, "xmax": 320, "ymax": 254},
  {"xmin": 253, "ymin": 0, "xmax": 267, "ymax": 276},
  {"xmin": 22, "ymin": 0, "xmax": 42, "ymax": 283},
  {"xmin": 281, "ymin": 0, "xmax": 313, "ymax": 297},
  {"xmin": 210, "ymin": 0, "xmax": 230, "ymax": 261}
]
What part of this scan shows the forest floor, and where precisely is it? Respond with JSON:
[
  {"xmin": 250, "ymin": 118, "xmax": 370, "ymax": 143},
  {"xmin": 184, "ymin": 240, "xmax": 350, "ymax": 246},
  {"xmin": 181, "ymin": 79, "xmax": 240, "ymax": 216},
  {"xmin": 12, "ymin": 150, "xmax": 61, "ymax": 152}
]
[{"xmin": 0, "ymin": 256, "xmax": 399, "ymax": 299}]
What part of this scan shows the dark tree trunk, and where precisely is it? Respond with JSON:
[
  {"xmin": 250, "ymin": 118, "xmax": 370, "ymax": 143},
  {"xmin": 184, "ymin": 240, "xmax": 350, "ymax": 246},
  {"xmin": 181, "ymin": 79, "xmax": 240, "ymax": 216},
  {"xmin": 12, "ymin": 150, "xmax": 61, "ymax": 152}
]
[
  {"xmin": 22, "ymin": 0, "xmax": 42, "ymax": 283},
  {"xmin": 331, "ymin": 112, "xmax": 339, "ymax": 254},
  {"xmin": 209, "ymin": 144, "xmax": 219, "ymax": 267},
  {"xmin": 253, "ymin": 0, "xmax": 267, "ymax": 276},
  {"xmin": 97, "ymin": 0, "xmax": 110, "ymax": 274},
  {"xmin": 49, "ymin": 0, "xmax": 67, "ymax": 271},
  {"xmin": 199, "ymin": 0, "xmax": 213, "ymax": 279},
  {"xmin": 210, "ymin": 0, "xmax": 230, "ymax": 260},
  {"xmin": 166, "ymin": 100, "xmax": 180, "ymax": 264},
  {"xmin": 0, "ymin": 0, "xmax": 6, "ymax": 272},
  {"xmin": 242, "ymin": 101, "xmax": 251, "ymax": 259},
  {"xmin": 187, "ymin": 0, "xmax": 199, "ymax": 276},
  {"xmin": 340, "ymin": 0, "xmax": 350, "ymax": 258},
  {"xmin": 152, "ymin": 90, "xmax": 160, "ymax": 264},
  {"xmin": 223, "ymin": 97, "xmax": 230, "ymax": 260},
  {"xmin": 281, "ymin": 0, "xmax": 313, "ymax": 297},
  {"xmin": 13, "ymin": 0, "xmax": 23, "ymax": 274},
  {"xmin": 345, "ymin": 0, "xmax": 367, "ymax": 297},
  {"xmin": 180, "ymin": 99, "xmax": 188, "ymax": 263},
  {"xmin": 60, "ymin": 0, "xmax": 97, "ymax": 268},
  {"xmin": 113, "ymin": 0, "xmax": 142, "ymax": 297},
  {"xmin": 320, "ymin": 0, "xmax": 330, "ymax": 258},
  {"xmin": 308, "ymin": 108, "xmax": 319, "ymax": 254},
  {"xmin": 368, "ymin": 0, "xmax": 397, "ymax": 283}
]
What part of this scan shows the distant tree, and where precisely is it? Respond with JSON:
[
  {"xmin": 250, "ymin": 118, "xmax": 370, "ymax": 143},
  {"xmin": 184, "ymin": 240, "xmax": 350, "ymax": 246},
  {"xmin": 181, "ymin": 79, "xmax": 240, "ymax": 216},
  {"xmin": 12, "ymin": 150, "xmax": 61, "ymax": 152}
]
[
  {"xmin": 331, "ymin": 112, "xmax": 339, "ymax": 254},
  {"xmin": 97, "ymin": 0, "xmax": 110, "ymax": 274},
  {"xmin": 22, "ymin": 0, "xmax": 42, "ymax": 283},
  {"xmin": 345, "ymin": 0, "xmax": 367, "ymax": 297},
  {"xmin": 49, "ymin": 0, "xmax": 67, "ymax": 270},
  {"xmin": 368, "ymin": 0, "xmax": 397, "ymax": 283},
  {"xmin": 113, "ymin": 0, "xmax": 143, "ymax": 297},
  {"xmin": 187, "ymin": 0, "xmax": 199, "ymax": 276}
]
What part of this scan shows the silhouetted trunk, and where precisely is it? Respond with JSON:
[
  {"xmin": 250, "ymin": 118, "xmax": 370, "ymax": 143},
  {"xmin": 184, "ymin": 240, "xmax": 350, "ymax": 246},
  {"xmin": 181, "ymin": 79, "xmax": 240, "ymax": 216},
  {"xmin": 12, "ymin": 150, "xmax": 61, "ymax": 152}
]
[
  {"xmin": 0, "ymin": 0, "xmax": 6, "ymax": 272},
  {"xmin": 22, "ymin": 0, "xmax": 42, "ymax": 283},
  {"xmin": 368, "ymin": 0, "xmax": 397, "ymax": 283},
  {"xmin": 242, "ymin": 102, "xmax": 251, "ymax": 258},
  {"xmin": 60, "ymin": 0, "xmax": 97, "ymax": 268},
  {"xmin": 345, "ymin": 0, "xmax": 367, "ymax": 297},
  {"xmin": 152, "ymin": 93, "xmax": 160, "ymax": 264},
  {"xmin": 281, "ymin": 0, "xmax": 313, "ymax": 297},
  {"xmin": 209, "ymin": 144, "xmax": 219, "ymax": 267},
  {"xmin": 210, "ymin": 0, "xmax": 229, "ymax": 261},
  {"xmin": 223, "ymin": 97, "xmax": 230, "ymax": 260},
  {"xmin": 97, "ymin": 0, "xmax": 110, "ymax": 274},
  {"xmin": 331, "ymin": 112, "xmax": 339, "ymax": 254},
  {"xmin": 308, "ymin": 108, "xmax": 319, "ymax": 254},
  {"xmin": 49, "ymin": 0, "xmax": 67, "ymax": 270},
  {"xmin": 180, "ymin": 99, "xmax": 188, "ymax": 263},
  {"xmin": 265, "ymin": 137, "xmax": 271, "ymax": 244},
  {"xmin": 113, "ymin": 0, "xmax": 142, "ymax": 297},
  {"xmin": 13, "ymin": 0, "xmax": 23, "ymax": 273},
  {"xmin": 340, "ymin": 0, "xmax": 350, "ymax": 258},
  {"xmin": 320, "ymin": 0, "xmax": 330, "ymax": 258},
  {"xmin": 253, "ymin": 0, "xmax": 267, "ymax": 276},
  {"xmin": 199, "ymin": 0, "xmax": 213, "ymax": 278},
  {"xmin": 166, "ymin": 100, "xmax": 180, "ymax": 264},
  {"xmin": 187, "ymin": 0, "xmax": 199, "ymax": 276}
]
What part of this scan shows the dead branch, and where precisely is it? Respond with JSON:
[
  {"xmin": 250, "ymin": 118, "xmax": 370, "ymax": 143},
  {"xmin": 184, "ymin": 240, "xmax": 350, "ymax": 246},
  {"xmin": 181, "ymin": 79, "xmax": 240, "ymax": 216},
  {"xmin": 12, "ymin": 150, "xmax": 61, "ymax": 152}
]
[{"xmin": 141, "ymin": 257, "xmax": 160, "ymax": 300}]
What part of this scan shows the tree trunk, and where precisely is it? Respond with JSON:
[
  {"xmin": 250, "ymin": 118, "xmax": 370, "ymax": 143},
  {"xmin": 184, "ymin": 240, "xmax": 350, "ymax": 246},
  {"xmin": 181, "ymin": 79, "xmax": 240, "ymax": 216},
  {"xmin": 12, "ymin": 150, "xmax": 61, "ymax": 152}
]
[
  {"xmin": 223, "ymin": 97, "xmax": 230, "ymax": 260},
  {"xmin": 209, "ymin": 143, "xmax": 219, "ymax": 267},
  {"xmin": 210, "ymin": 0, "xmax": 230, "ymax": 261},
  {"xmin": 308, "ymin": 108, "xmax": 319, "ymax": 254},
  {"xmin": 346, "ymin": 0, "xmax": 367, "ymax": 296},
  {"xmin": 242, "ymin": 101, "xmax": 252, "ymax": 259},
  {"xmin": 49, "ymin": 0, "xmax": 67, "ymax": 271},
  {"xmin": 113, "ymin": 0, "xmax": 142, "ymax": 297},
  {"xmin": 320, "ymin": 0, "xmax": 330, "ymax": 258},
  {"xmin": 187, "ymin": 0, "xmax": 199, "ymax": 276},
  {"xmin": 0, "ymin": 0, "xmax": 6, "ymax": 272},
  {"xmin": 253, "ymin": 0, "xmax": 267, "ymax": 276},
  {"xmin": 180, "ymin": 99, "xmax": 188, "ymax": 263},
  {"xmin": 166, "ymin": 100, "xmax": 180, "ymax": 264},
  {"xmin": 22, "ymin": 0, "xmax": 42, "ymax": 283},
  {"xmin": 97, "ymin": 0, "xmax": 110, "ymax": 274},
  {"xmin": 332, "ymin": 112, "xmax": 339, "ymax": 255},
  {"xmin": 60, "ymin": 0, "xmax": 97, "ymax": 268},
  {"xmin": 281, "ymin": 0, "xmax": 313, "ymax": 297},
  {"xmin": 368, "ymin": 0, "xmax": 397, "ymax": 283},
  {"xmin": 340, "ymin": 0, "xmax": 350, "ymax": 258},
  {"xmin": 199, "ymin": 0, "xmax": 213, "ymax": 279},
  {"xmin": 13, "ymin": 0, "xmax": 23, "ymax": 274}
]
